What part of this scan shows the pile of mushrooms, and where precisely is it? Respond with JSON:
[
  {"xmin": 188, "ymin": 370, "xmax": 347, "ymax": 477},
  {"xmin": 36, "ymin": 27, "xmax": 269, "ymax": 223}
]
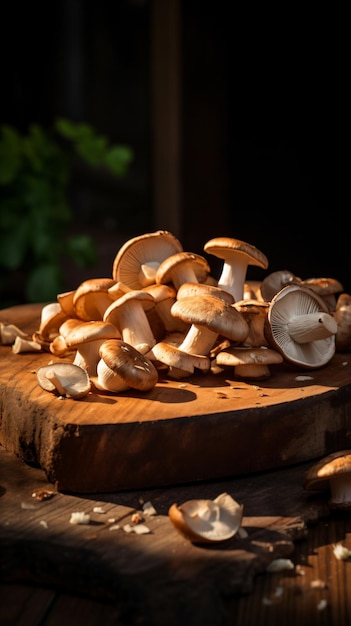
[{"xmin": 1, "ymin": 229, "xmax": 349, "ymax": 399}]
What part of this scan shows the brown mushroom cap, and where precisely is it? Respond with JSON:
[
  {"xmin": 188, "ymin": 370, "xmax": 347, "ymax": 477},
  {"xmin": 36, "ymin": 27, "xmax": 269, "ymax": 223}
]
[
  {"xmin": 168, "ymin": 492, "xmax": 244, "ymax": 543},
  {"xmin": 260, "ymin": 269, "xmax": 299, "ymax": 301},
  {"xmin": 95, "ymin": 339, "xmax": 158, "ymax": 392},
  {"xmin": 203, "ymin": 236, "xmax": 268, "ymax": 302},
  {"xmin": 334, "ymin": 293, "xmax": 351, "ymax": 352},
  {"xmin": 62, "ymin": 320, "xmax": 120, "ymax": 375},
  {"xmin": 112, "ymin": 230, "xmax": 183, "ymax": 289},
  {"xmin": 216, "ymin": 345, "xmax": 283, "ymax": 379},
  {"xmin": 146, "ymin": 341, "xmax": 210, "ymax": 378},
  {"xmin": 36, "ymin": 362, "xmax": 91, "ymax": 399},
  {"xmin": 73, "ymin": 278, "xmax": 116, "ymax": 321},
  {"xmin": 155, "ymin": 252, "xmax": 210, "ymax": 290},
  {"xmin": 176, "ymin": 282, "xmax": 234, "ymax": 304},
  {"xmin": 303, "ymin": 450, "xmax": 351, "ymax": 509}
]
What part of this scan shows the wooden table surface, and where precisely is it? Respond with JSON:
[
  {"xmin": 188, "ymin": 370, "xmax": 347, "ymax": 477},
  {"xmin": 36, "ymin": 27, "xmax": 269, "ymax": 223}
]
[{"xmin": 2, "ymin": 445, "xmax": 351, "ymax": 626}]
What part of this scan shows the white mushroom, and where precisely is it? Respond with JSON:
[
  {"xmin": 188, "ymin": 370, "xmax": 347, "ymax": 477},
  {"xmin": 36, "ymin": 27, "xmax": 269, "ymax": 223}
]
[
  {"xmin": 112, "ymin": 230, "xmax": 183, "ymax": 289},
  {"xmin": 168, "ymin": 492, "xmax": 244, "ymax": 543},
  {"xmin": 203, "ymin": 236, "xmax": 268, "ymax": 302},
  {"xmin": 36, "ymin": 362, "xmax": 91, "ymax": 399}
]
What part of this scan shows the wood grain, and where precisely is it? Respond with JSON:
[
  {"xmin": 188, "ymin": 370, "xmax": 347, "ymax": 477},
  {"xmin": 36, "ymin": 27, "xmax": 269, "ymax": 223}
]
[{"xmin": 1, "ymin": 304, "xmax": 351, "ymax": 493}]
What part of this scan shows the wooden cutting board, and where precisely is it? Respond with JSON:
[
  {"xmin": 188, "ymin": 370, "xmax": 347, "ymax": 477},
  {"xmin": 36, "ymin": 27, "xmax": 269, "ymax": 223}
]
[{"xmin": 1, "ymin": 303, "xmax": 351, "ymax": 493}]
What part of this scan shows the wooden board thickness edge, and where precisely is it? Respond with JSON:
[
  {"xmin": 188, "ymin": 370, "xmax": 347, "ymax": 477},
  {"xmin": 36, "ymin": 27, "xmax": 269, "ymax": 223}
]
[{"xmin": 1, "ymin": 304, "xmax": 351, "ymax": 493}]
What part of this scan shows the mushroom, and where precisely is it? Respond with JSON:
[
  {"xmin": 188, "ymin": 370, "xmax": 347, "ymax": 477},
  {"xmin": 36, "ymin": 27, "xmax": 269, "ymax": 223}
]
[
  {"xmin": 203, "ymin": 236, "xmax": 269, "ymax": 302},
  {"xmin": 334, "ymin": 293, "xmax": 351, "ymax": 352},
  {"xmin": 264, "ymin": 284, "xmax": 337, "ymax": 369},
  {"xmin": 12, "ymin": 336, "xmax": 42, "ymax": 354},
  {"xmin": 0, "ymin": 322, "xmax": 29, "ymax": 345},
  {"xmin": 37, "ymin": 302, "xmax": 69, "ymax": 342},
  {"xmin": 168, "ymin": 492, "xmax": 244, "ymax": 543},
  {"xmin": 155, "ymin": 251, "xmax": 211, "ymax": 291},
  {"xmin": 36, "ymin": 362, "xmax": 91, "ymax": 399},
  {"xmin": 73, "ymin": 278, "xmax": 117, "ymax": 321},
  {"xmin": 170, "ymin": 294, "xmax": 249, "ymax": 357},
  {"xmin": 62, "ymin": 320, "xmax": 120, "ymax": 375},
  {"xmin": 176, "ymin": 281, "xmax": 234, "ymax": 304},
  {"xmin": 91, "ymin": 339, "xmax": 158, "ymax": 393},
  {"xmin": 259, "ymin": 269, "xmax": 299, "ymax": 301},
  {"xmin": 216, "ymin": 345, "xmax": 283, "ymax": 379},
  {"xmin": 303, "ymin": 450, "xmax": 351, "ymax": 510},
  {"xmin": 57, "ymin": 290, "xmax": 76, "ymax": 317},
  {"xmin": 146, "ymin": 341, "xmax": 210, "ymax": 379},
  {"xmin": 233, "ymin": 299, "xmax": 270, "ymax": 347},
  {"xmin": 103, "ymin": 290, "xmax": 157, "ymax": 354},
  {"xmin": 112, "ymin": 230, "xmax": 183, "ymax": 289},
  {"xmin": 298, "ymin": 277, "xmax": 344, "ymax": 312},
  {"xmin": 142, "ymin": 283, "xmax": 189, "ymax": 334}
]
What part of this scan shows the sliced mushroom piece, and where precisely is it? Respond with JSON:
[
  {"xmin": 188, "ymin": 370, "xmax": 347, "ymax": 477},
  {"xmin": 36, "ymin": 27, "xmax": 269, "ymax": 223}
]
[
  {"xmin": 203, "ymin": 236, "xmax": 268, "ymax": 302},
  {"xmin": 303, "ymin": 450, "xmax": 351, "ymax": 510},
  {"xmin": 334, "ymin": 293, "xmax": 351, "ymax": 352},
  {"xmin": 0, "ymin": 322, "xmax": 29, "ymax": 345},
  {"xmin": 216, "ymin": 345, "xmax": 283, "ymax": 379},
  {"xmin": 170, "ymin": 294, "xmax": 249, "ymax": 357},
  {"xmin": 103, "ymin": 290, "xmax": 157, "ymax": 354},
  {"xmin": 168, "ymin": 492, "xmax": 244, "ymax": 543},
  {"xmin": 155, "ymin": 251, "xmax": 211, "ymax": 290},
  {"xmin": 92, "ymin": 339, "xmax": 158, "ymax": 393},
  {"xmin": 112, "ymin": 230, "xmax": 183, "ymax": 289},
  {"xmin": 12, "ymin": 336, "xmax": 42, "ymax": 354},
  {"xmin": 264, "ymin": 284, "xmax": 337, "ymax": 369},
  {"xmin": 36, "ymin": 362, "xmax": 91, "ymax": 399}
]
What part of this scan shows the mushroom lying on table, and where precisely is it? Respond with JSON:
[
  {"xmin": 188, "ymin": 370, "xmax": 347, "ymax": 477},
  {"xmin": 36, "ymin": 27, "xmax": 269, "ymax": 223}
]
[
  {"xmin": 303, "ymin": 450, "xmax": 351, "ymax": 510},
  {"xmin": 92, "ymin": 339, "xmax": 158, "ymax": 393},
  {"xmin": 216, "ymin": 345, "xmax": 283, "ymax": 379},
  {"xmin": 36, "ymin": 362, "xmax": 91, "ymax": 399},
  {"xmin": 168, "ymin": 492, "xmax": 244, "ymax": 543}
]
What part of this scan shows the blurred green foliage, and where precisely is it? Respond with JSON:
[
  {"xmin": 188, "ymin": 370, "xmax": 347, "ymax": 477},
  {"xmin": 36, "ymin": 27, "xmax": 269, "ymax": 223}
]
[{"xmin": 0, "ymin": 119, "xmax": 133, "ymax": 306}]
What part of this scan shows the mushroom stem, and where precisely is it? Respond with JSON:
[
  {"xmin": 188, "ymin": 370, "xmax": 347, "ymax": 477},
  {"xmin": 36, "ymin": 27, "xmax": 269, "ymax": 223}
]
[
  {"xmin": 287, "ymin": 312, "xmax": 337, "ymax": 344},
  {"xmin": 45, "ymin": 369, "xmax": 70, "ymax": 397},
  {"xmin": 177, "ymin": 325, "xmax": 219, "ymax": 356},
  {"xmin": 329, "ymin": 474, "xmax": 351, "ymax": 506},
  {"xmin": 217, "ymin": 256, "xmax": 248, "ymax": 302}
]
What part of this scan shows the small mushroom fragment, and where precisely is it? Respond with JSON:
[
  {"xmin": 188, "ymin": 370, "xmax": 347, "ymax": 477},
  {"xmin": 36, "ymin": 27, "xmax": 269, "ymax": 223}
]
[
  {"xmin": 233, "ymin": 299, "xmax": 270, "ymax": 347},
  {"xmin": 12, "ymin": 336, "xmax": 42, "ymax": 354},
  {"xmin": 216, "ymin": 345, "xmax": 283, "ymax": 379},
  {"xmin": 0, "ymin": 322, "xmax": 29, "ymax": 345},
  {"xmin": 112, "ymin": 230, "xmax": 183, "ymax": 289},
  {"xmin": 303, "ymin": 450, "xmax": 351, "ymax": 510},
  {"xmin": 155, "ymin": 251, "xmax": 211, "ymax": 290},
  {"xmin": 92, "ymin": 339, "xmax": 158, "ymax": 393},
  {"xmin": 333, "ymin": 293, "xmax": 351, "ymax": 352},
  {"xmin": 203, "ymin": 236, "xmax": 268, "ymax": 302},
  {"xmin": 36, "ymin": 362, "xmax": 91, "ymax": 399},
  {"xmin": 168, "ymin": 492, "xmax": 244, "ymax": 543},
  {"xmin": 264, "ymin": 284, "xmax": 337, "ymax": 369}
]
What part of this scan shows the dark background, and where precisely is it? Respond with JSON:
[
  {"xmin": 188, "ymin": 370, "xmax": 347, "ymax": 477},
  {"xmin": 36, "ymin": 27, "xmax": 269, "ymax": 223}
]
[{"xmin": 1, "ymin": 1, "xmax": 348, "ymax": 294}]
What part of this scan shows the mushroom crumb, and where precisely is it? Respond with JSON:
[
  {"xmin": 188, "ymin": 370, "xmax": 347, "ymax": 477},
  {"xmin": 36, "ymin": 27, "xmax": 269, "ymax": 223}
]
[
  {"xmin": 69, "ymin": 512, "xmax": 90, "ymax": 525},
  {"xmin": 142, "ymin": 501, "xmax": 157, "ymax": 516},
  {"xmin": 333, "ymin": 542, "xmax": 351, "ymax": 560},
  {"xmin": 32, "ymin": 489, "xmax": 55, "ymax": 501},
  {"xmin": 123, "ymin": 523, "xmax": 151, "ymax": 534},
  {"xmin": 266, "ymin": 558, "xmax": 294, "ymax": 573}
]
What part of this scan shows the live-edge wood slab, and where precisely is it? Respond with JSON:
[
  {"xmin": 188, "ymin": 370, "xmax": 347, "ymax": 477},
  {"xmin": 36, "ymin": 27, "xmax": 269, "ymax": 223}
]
[{"xmin": 1, "ymin": 304, "xmax": 351, "ymax": 493}]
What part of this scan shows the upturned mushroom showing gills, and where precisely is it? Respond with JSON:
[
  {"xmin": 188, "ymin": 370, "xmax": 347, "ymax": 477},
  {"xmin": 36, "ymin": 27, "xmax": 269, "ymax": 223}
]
[
  {"xmin": 112, "ymin": 230, "xmax": 183, "ymax": 289},
  {"xmin": 264, "ymin": 284, "xmax": 337, "ymax": 369},
  {"xmin": 168, "ymin": 492, "xmax": 244, "ymax": 543},
  {"xmin": 303, "ymin": 450, "xmax": 351, "ymax": 510},
  {"xmin": 203, "ymin": 236, "xmax": 269, "ymax": 302},
  {"xmin": 36, "ymin": 362, "xmax": 91, "ymax": 399}
]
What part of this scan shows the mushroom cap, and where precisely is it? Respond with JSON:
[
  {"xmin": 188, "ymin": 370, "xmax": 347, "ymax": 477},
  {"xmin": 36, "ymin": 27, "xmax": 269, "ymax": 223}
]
[
  {"xmin": 103, "ymin": 290, "xmax": 156, "ymax": 322},
  {"xmin": 147, "ymin": 341, "xmax": 210, "ymax": 378},
  {"xmin": 303, "ymin": 450, "xmax": 351, "ymax": 492},
  {"xmin": 112, "ymin": 230, "xmax": 183, "ymax": 289},
  {"xmin": 155, "ymin": 251, "xmax": 210, "ymax": 287},
  {"xmin": 63, "ymin": 320, "xmax": 119, "ymax": 347},
  {"xmin": 36, "ymin": 362, "xmax": 91, "ymax": 399},
  {"xmin": 264, "ymin": 284, "xmax": 336, "ymax": 368},
  {"xmin": 177, "ymin": 282, "xmax": 234, "ymax": 304},
  {"xmin": 171, "ymin": 295, "xmax": 249, "ymax": 343},
  {"xmin": 334, "ymin": 292, "xmax": 351, "ymax": 352},
  {"xmin": 97, "ymin": 339, "xmax": 158, "ymax": 391},
  {"xmin": 260, "ymin": 269, "xmax": 299, "ymax": 301},
  {"xmin": 168, "ymin": 492, "xmax": 244, "ymax": 543},
  {"xmin": 73, "ymin": 278, "xmax": 116, "ymax": 321},
  {"xmin": 216, "ymin": 345, "xmax": 283, "ymax": 367},
  {"xmin": 203, "ymin": 237, "xmax": 269, "ymax": 270}
]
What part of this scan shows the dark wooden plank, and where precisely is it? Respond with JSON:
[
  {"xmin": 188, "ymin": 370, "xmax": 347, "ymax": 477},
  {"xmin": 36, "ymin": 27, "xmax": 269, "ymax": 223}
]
[{"xmin": 1, "ymin": 304, "xmax": 351, "ymax": 493}]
